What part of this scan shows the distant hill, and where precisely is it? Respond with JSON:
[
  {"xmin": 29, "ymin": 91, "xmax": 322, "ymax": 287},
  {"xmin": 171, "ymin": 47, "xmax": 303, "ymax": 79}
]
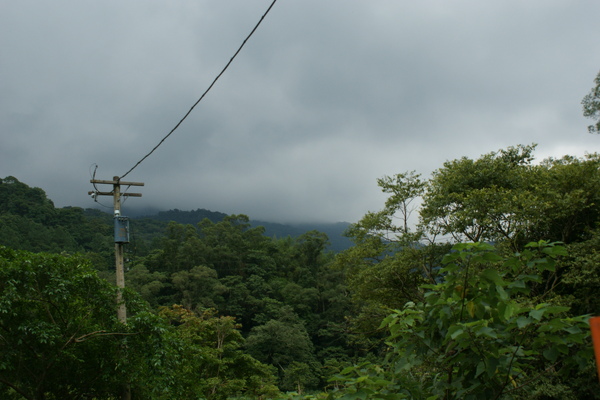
[
  {"xmin": 250, "ymin": 220, "xmax": 352, "ymax": 252},
  {"xmin": 135, "ymin": 208, "xmax": 353, "ymax": 252},
  {"xmin": 145, "ymin": 208, "xmax": 228, "ymax": 225},
  {"xmin": 0, "ymin": 177, "xmax": 354, "ymax": 254}
]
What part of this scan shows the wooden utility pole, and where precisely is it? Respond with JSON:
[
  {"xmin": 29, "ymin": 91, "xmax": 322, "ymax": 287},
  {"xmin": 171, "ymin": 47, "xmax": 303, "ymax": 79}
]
[{"xmin": 89, "ymin": 176, "xmax": 143, "ymax": 324}]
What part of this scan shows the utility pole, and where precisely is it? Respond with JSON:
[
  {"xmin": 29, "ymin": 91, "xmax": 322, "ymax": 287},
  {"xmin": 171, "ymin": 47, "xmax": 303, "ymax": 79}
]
[{"xmin": 89, "ymin": 176, "xmax": 143, "ymax": 324}]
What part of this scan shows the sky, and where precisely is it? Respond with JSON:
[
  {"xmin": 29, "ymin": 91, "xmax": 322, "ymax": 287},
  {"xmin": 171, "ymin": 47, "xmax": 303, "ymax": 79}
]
[{"xmin": 2, "ymin": 0, "xmax": 600, "ymax": 224}]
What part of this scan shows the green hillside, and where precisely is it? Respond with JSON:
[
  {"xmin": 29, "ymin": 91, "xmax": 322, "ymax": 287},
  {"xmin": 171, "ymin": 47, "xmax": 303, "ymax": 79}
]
[{"xmin": 1, "ymin": 146, "xmax": 599, "ymax": 399}]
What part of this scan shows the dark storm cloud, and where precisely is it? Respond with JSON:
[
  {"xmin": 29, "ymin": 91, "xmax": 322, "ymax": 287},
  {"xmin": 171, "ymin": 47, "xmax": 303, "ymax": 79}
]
[{"xmin": 1, "ymin": 1, "xmax": 599, "ymax": 223}]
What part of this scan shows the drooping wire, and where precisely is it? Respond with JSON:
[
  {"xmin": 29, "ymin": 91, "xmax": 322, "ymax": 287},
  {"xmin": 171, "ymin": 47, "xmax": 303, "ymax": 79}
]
[
  {"xmin": 120, "ymin": 185, "xmax": 132, "ymax": 207},
  {"xmin": 90, "ymin": 163, "xmax": 100, "ymax": 193},
  {"xmin": 89, "ymin": 163, "xmax": 113, "ymax": 209},
  {"xmin": 120, "ymin": 0, "xmax": 279, "ymax": 180}
]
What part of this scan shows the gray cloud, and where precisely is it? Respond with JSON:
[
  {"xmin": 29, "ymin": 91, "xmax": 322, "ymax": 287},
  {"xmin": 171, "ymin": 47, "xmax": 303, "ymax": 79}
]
[{"xmin": 2, "ymin": 0, "xmax": 600, "ymax": 223}]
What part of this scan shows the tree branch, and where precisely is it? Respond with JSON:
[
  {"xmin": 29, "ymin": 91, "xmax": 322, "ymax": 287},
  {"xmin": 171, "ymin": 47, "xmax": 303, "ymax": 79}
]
[
  {"xmin": 0, "ymin": 376, "xmax": 34, "ymax": 400},
  {"xmin": 74, "ymin": 330, "xmax": 139, "ymax": 343}
]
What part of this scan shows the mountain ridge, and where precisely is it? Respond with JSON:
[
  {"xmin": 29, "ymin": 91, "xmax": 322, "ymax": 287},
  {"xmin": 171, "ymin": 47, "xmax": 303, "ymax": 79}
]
[{"xmin": 132, "ymin": 208, "xmax": 353, "ymax": 252}]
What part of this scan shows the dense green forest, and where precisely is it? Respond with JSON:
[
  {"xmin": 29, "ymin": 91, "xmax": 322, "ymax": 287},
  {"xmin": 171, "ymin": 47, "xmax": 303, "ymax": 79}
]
[{"xmin": 1, "ymin": 143, "xmax": 600, "ymax": 399}]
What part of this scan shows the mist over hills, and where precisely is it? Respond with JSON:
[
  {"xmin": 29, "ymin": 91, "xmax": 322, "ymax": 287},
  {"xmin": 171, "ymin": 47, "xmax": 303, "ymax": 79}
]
[
  {"xmin": 135, "ymin": 208, "xmax": 353, "ymax": 252},
  {"xmin": 84, "ymin": 206, "xmax": 354, "ymax": 252},
  {"xmin": 0, "ymin": 176, "xmax": 353, "ymax": 253}
]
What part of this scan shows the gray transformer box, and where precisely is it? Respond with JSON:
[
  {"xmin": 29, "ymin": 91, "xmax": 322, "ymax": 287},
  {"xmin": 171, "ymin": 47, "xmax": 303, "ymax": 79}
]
[{"xmin": 114, "ymin": 216, "xmax": 130, "ymax": 243}]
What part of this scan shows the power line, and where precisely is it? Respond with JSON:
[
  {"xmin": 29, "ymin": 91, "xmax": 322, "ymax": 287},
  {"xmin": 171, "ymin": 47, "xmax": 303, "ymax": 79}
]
[
  {"xmin": 120, "ymin": 0, "xmax": 279, "ymax": 180},
  {"xmin": 89, "ymin": 164, "xmax": 113, "ymax": 209}
]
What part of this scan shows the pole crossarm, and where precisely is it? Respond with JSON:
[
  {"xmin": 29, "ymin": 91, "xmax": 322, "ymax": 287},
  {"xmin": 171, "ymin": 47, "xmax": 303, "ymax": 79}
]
[
  {"xmin": 90, "ymin": 179, "xmax": 144, "ymax": 186},
  {"xmin": 88, "ymin": 191, "xmax": 142, "ymax": 197}
]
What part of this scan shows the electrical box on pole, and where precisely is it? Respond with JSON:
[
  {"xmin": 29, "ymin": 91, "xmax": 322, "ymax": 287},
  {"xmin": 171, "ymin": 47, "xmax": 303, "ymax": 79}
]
[{"xmin": 114, "ymin": 214, "xmax": 130, "ymax": 243}]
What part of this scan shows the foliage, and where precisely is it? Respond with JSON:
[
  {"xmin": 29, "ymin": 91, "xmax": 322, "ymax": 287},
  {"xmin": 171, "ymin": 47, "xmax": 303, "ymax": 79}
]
[
  {"xmin": 4, "ymin": 141, "xmax": 600, "ymax": 399},
  {"xmin": 582, "ymin": 69, "xmax": 600, "ymax": 133},
  {"xmin": 368, "ymin": 145, "xmax": 600, "ymax": 247},
  {"xmin": 0, "ymin": 244, "xmax": 282, "ymax": 399},
  {"xmin": 141, "ymin": 305, "xmax": 280, "ymax": 400},
  {"xmin": 246, "ymin": 317, "xmax": 320, "ymax": 392},
  {"xmin": 0, "ymin": 246, "xmax": 125, "ymax": 399},
  {"xmin": 558, "ymin": 231, "xmax": 600, "ymax": 316},
  {"xmin": 318, "ymin": 242, "xmax": 593, "ymax": 400},
  {"xmin": 420, "ymin": 145, "xmax": 538, "ymax": 244},
  {"xmin": 340, "ymin": 146, "xmax": 600, "ymax": 338},
  {"xmin": 134, "ymin": 219, "xmax": 356, "ymax": 388}
]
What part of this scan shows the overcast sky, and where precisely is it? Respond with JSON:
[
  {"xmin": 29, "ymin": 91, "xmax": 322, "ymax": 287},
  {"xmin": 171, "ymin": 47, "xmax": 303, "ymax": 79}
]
[{"xmin": 2, "ymin": 1, "xmax": 600, "ymax": 223}]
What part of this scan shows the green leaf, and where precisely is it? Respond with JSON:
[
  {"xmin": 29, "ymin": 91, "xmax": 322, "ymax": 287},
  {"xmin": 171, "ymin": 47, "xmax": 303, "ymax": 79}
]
[
  {"xmin": 529, "ymin": 309, "xmax": 545, "ymax": 321},
  {"xmin": 449, "ymin": 326, "xmax": 464, "ymax": 340},
  {"xmin": 475, "ymin": 326, "xmax": 498, "ymax": 338},
  {"xmin": 516, "ymin": 316, "xmax": 532, "ymax": 329},
  {"xmin": 495, "ymin": 285, "xmax": 508, "ymax": 301},
  {"xmin": 486, "ymin": 357, "xmax": 499, "ymax": 377},
  {"xmin": 500, "ymin": 302, "xmax": 517, "ymax": 320},
  {"xmin": 507, "ymin": 280, "xmax": 526, "ymax": 289},
  {"xmin": 475, "ymin": 361, "xmax": 486, "ymax": 378},
  {"xmin": 543, "ymin": 347, "xmax": 559, "ymax": 362},
  {"xmin": 543, "ymin": 305, "xmax": 570, "ymax": 315},
  {"xmin": 481, "ymin": 269, "xmax": 505, "ymax": 285}
]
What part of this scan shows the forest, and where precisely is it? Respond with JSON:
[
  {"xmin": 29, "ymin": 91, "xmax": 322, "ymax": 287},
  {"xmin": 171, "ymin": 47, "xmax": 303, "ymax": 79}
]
[{"xmin": 1, "ymin": 143, "xmax": 600, "ymax": 399}]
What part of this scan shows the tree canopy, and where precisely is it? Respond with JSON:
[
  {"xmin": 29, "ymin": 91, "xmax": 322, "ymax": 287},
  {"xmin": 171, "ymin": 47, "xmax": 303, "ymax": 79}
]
[
  {"xmin": 1, "ymin": 141, "xmax": 599, "ymax": 399},
  {"xmin": 582, "ymin": 70, "xmax": 600, "ymax": 133}
]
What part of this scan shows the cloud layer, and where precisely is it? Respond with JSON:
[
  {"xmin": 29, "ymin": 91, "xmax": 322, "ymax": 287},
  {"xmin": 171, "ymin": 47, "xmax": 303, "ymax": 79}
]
[{"xmin": 2, "ymin": 0, "xmax": 599, "ymax": 223}]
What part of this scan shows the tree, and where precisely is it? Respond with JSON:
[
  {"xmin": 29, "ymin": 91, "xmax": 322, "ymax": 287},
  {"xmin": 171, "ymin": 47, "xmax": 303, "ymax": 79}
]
[
  {"xmin": 376, "ymin": 171, "xmax": 426, "ymax": 237},
  {"xmin": 389, "ymin": 145, "xmax": 600, "ymax": 248},
  {"xmin": 582, "ymin": 70, "xmax": 600, "ymax": 133},
  {"xmin": 198, "ymin": 214, "xmax": 273, "ymax": 277},
  {"xmin": 0, "ymin": 246, "xmax": 126, "ymax": 399},
  {"xmin": 171, "ymin": 265, "xmax": 224, "ymax": 310},
  {"xmin": 246, "ymin": 318, "xmax": 320, "ymax": 391},
  {"xmin": 125, "ymin": 264, "xmax": 169, "ymax": 307},
  {"xmin": 153, "ymin": 305, "xmax": 280, "ymax": 400},
  {"xmin": 333, "ymin": 170, "xmax": 445, "ymax": 336},
  {"xmin": 420, "ymin": 144, "xmax": 539, "ymax": 245},
  {"xmin": 323, "ymin": 242, "xmax": 592, "ymax": 400},
  {"xmin": 322, "ymin": 145, "xmax": 600, "ymax": 398},
  {"xmin": 145, "ymin": 221, "xmax": 205, "ymax": 274},
  {"xmin": 532, "ymin": 154, "xmax": 600, "ymax": 243},
  {"xmin": 558, "ymin": 230, "xmax": 600, "ymax": 316}
]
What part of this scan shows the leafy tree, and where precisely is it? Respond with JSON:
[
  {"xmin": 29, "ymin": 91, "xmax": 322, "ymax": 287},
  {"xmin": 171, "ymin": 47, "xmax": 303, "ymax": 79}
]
[
  {"xmin": 216, "ymin": 275, "xmax": 261, "ymax": 330},
  {"xmin": 559, "ymin": 230, "xmax": 600, "ymax": 316},
  {"xmin": 323, "ymin": 145, "xmax": 600, "ymax": 398},
  {"xmin": 246, "ymin": 317, "xmax": 320, "ymax": 391},
  {"xmin": 333, "ymin": 170, "xmax": 447, "ymax": 338},
  {"xmin": 420, "ymin": 144, "xmax": 539, "ymax": 245},
  {"xmin": 420, "ymin": 146, "xmax": 600, "ymax": 247},
  {"xmin": 582, "ymin": 69, "xmax": 600, "ymax": 133},
  {"xmin": 171, "ymin": 265, "xmax": 224, "ymax": 310},
  {"xmin": 198, "ymin": 214, "xmax": 274, "ymax": 277},
  {"xmin": 281, "ymin": 361, "xmax": 321, "ymax": 395},
  {"xmin": 0, "ymin": 246, "xmax": 126, "ymax": 399},
  {"xmin": 376, "ymin": 171, "xmax": 426, "ymax": 238},
  {"xmin": 125, "ymin": 264, "xmax": 169, "ymax": 307},
  {"xmin": 152, "ymin": 305, "xmax": 280, "ymax": 400},
  {"xmin": 0, "ymin": 177, "xmax": 56, "ymax": 224},
  {"xmin": 145, "ymin": 221, "xmax": 204, "ymax": 274},
  {"xmin": 340, "ymin": 146, "xmax": 600, "ymax": 331},
  {"xmin": 0, "ymin": 246, "xmax": 216, "ymax": 400},
  {"xmin": 320, "ymin": 242, "xmax": 592, "ymax": 400},
  {"xmin": 532, "ymin": 154, "xmax": 600, "ymax": 243}
]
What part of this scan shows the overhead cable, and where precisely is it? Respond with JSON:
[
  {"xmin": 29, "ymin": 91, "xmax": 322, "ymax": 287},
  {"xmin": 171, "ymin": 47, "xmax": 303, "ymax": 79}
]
[{"xmin": 120, "ymin": 0, "xmax": 278, "ymax": 180}]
